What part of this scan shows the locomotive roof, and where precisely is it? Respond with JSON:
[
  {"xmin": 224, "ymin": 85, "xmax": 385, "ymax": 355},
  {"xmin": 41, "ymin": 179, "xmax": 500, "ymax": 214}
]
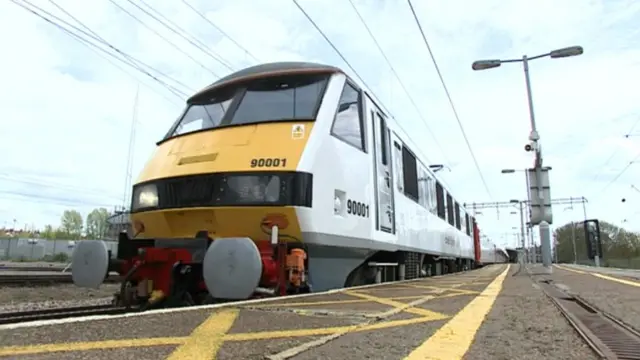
[{"xmin": 189, "ymin": 61, "xmax": 342, "ymax": 102}]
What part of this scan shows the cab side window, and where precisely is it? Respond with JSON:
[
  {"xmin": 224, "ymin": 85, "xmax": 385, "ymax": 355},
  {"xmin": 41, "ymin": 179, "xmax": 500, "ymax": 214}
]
[{"xmin": 332, "ymin": 83, "xmax": 365, "ymax": 151}]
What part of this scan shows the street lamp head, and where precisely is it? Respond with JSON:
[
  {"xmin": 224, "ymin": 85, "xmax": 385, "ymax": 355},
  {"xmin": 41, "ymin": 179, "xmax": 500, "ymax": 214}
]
[
  {"xmin": 509, "ymin": 199, "xmax": 519, "ymax": 204},
  {"xmin": 501, "ymin": 169, "xmax": 516, "ymax": 174},
  {"xmin": 549, "ymin": 46, "xmax": 583, "ymax": 59},
  {"xmin": 472, "ymin": 59, "xmax": 502, "ymax": 71}
]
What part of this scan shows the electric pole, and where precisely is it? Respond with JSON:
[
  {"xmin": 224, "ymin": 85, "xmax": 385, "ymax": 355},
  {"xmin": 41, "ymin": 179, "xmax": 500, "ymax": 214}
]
[{"xmin": 465, "ymin": 196, "xmax": 588, "ymax": 265}]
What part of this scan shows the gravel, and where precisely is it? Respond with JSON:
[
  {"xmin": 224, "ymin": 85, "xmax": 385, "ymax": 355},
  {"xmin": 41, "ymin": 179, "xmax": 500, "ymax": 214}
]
[
  {"xmin": 463, "ymin": 265, "xmax": 599, "ymax": 360},
  {"xmin": 0, "ymin": 284, "xmax": 119, "ymax": 313},
  {"xmin": 552, "ymin": 266, "xmax": 640, "ymax": 331}
]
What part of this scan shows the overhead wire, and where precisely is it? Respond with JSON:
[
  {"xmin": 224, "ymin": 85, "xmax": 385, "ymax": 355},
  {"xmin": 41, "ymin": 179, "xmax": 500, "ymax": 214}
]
[
  {"xmin": 291, "ymin": 1, "xmax": 377, "ymax": 98},
  {"xmin": 591, "ymin": 114, "xmax": 640, "ymax": 183},
  {"xmin": 346, "ymin": 0, "xmax": 450, "ymax": 165},
  {"xmin": 126, "ymin": 0, "xmax": 236, "ymax": 71},
  {"xmin": 0, "ymin": 191, "xmax": 119, "ymax": 209},
  {"xmin": 178, "ymin": 0, "xmax": 261, "ymax": 64},
  {"xmin": 407, "ymin": 0, "xmax": 493, "ymax": 199},
  {"xmin": 7, "ymin": 0, "xmax": 209, "ymax": 217},
  {"xmin": 47, "ymin": 0, "xmax": 194, "ymax": 95},
  {"xmin": 105, "ymin": 0, "xmax": 220, "ymax": 78},
  {"xmin": 14, "ymin": 0, "xmax": 192, "ymax": 101},
  {"xmin": 291, "ymin": 0, "xmax": 445, "ymax": 176},
  {"xmin": 596, "ymin": 150, "xmax": 640, "ymax": 196},
  {"xmin": 45, "ymin": 2, "xmax": 185, "ymax": 107},
  {"xmin": 0, "ymin": 175, "xmax": 123, "ymax": 202},
  {"xmin": 17, "ymin": 1, "xmax": 492, "ymax": 206}
]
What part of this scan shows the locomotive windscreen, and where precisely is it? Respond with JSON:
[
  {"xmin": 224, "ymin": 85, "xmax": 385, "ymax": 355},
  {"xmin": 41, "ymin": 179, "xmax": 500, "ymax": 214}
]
[{"xmin": 164, "ymin": 73, "xmax": 330, "ymax": 140}]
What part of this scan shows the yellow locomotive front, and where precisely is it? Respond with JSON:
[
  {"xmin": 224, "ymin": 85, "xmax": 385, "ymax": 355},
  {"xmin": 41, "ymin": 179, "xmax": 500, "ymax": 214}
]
[{"xmin": 71, "ymin": 62, "xmax": 339, "ymax": 308}]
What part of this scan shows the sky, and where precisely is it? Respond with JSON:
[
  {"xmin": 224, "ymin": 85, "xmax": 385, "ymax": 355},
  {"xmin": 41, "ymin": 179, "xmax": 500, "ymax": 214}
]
[{"xmin": 1, "ymin": 0, "xmax": 639, "ymax": 248}]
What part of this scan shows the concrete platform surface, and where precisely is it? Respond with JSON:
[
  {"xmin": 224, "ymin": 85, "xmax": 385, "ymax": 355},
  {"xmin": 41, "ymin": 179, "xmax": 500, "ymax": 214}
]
[
  {"xmin": 0, "ymin": 264, "xmax": 601, "ymax": 359},
  {"xmin": 545, "ymin": 264, "xmax": 640, "ymax": 331}
]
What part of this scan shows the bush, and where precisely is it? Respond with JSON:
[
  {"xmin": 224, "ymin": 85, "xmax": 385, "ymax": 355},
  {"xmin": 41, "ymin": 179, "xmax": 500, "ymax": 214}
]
[{"xmin": 43, "ymin": 253, "xmax": 69, "ymax": 263}]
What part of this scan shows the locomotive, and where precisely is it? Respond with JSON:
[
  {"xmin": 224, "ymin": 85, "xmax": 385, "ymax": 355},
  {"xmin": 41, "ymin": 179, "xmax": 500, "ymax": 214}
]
[{"xmin": 71, "ymin": 62, "xmax": 508, "ymax": 308}]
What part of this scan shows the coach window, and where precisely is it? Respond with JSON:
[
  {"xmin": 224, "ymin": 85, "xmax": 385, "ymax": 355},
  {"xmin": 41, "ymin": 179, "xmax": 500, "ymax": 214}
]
[
  {"xmin": 460, "ymin": 209, "xmax": 467, "ymax": 234},
  {"xmin": 331, "ymin": 82, "xmax": 365, "ymax": 151},
  {"xmin": 465, "ymin": 213, "xmax": 471, "ymax": 236},
  {"xmin": 402, "ymin": 146, "xmax": 419, "ymax": 202},
  {"xmin": 417, "ymin": 166, "xmax": 429, "ymax": 208},
  {"xmin": 394, "ymin": 142, "xmax": 404, "ymax": 192},
  {"xmin": 435, "ymin": 181, "xmax": 445, "ymax": 220},
  {"xmin": 446, "ymin": 193, "xmax": 454, "ymax": 226},
  {"xmin": 427, "ymin": 176, "xmax": 437, "ymax": 214},
  {"xmin": 454, "ymin": 202, "xmax": 462, "ymax": 230},
  {"xmin": 379, "ymin": 114, "xmax": 389, "ymax": 165}
]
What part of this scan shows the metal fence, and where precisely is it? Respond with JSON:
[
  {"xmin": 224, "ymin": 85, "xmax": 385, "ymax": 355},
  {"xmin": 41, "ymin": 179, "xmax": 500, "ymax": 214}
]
[{"xmin": 0, "ymin": 238, "xmax": 118, "ymax": 262}]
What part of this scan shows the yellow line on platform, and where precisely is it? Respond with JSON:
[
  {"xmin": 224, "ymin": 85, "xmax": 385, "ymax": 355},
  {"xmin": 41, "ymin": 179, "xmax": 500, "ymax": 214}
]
[
  {"xmin": 0, "ymin": 337, "xmax": 184, "ymax": 357},
  {"xmin": 224, "ymin": 314, "xmax": 448, "ymax": 341},
  {"xmin": 0, "ymin": 311, "xmax": 448, "ymax": 357},
  {"xmin": 404, "ymin": 264, "xmax": 510, "ymax": 360},
  {"xmin": 556, "ymin": 265, "xmax": 640, "ymax": 287},
  {"xmin": 343, "ymin": 290, "xmax": 442, "ymax": 318},
  {"xmin": 166, "ymin": 308, "xmax": 238, "ymax": 360},
  {"xmin": 253, "ymin": 295, "xmax": 425, "ymax": 307},
  {"xmin": 555, "ymin": 265, "xmax": 586, "ymax": 274},
  {"xmin": 592, "ymin": 273, "xmax": 640, "ymax": 287}
]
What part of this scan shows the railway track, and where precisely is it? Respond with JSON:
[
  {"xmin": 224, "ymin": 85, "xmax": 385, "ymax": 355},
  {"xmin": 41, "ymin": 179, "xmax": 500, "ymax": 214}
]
[
  {"xmin": 0, "ymin": 274, "xmax": 121, "ymax": 286},
  {"xmin": 0, "ymin": 304, "xmax": 137, "ymax": 325},
  {"xmin": 0, "ymin": 266, "xmax": 67, "ymax": 272},
  {"xmin": 536, "ymin": 277, "xmax": 640, "ymax": 359}
]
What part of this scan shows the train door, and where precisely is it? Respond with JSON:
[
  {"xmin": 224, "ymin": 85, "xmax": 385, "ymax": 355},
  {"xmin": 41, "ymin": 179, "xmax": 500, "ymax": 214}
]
[{"xmin": 370, "ymin": 107, "xmax": 395, "ymax": 234}]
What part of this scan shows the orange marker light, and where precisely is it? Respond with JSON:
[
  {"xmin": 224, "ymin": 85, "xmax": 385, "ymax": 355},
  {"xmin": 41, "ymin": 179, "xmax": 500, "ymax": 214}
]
[
  {"xmin": 133, "ymin": 220, "xmax": 145, "ymax": 235},
  {"xmin": 261, "ymin": 213, "xmax": 289, "ymax": 230}
]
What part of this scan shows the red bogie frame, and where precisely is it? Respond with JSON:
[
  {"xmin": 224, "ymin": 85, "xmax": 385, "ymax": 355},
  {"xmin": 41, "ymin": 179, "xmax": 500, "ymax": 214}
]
[
  {"xmin": 112, "ymin": 236, "xmax": 301, "ymax": 306},
  {"xmin": 256, "ymin": 241, "xmax": 279, "ymax": 288},
  {"xmin": 116, "ymin": 247, "xmax": 194, "ymax": 298}
]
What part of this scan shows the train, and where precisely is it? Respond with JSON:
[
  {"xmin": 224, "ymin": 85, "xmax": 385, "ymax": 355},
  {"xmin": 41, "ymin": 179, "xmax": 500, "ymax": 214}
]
[{"xmin": 71, "ymin": 61, "xmax": 509, "ymax": 308}]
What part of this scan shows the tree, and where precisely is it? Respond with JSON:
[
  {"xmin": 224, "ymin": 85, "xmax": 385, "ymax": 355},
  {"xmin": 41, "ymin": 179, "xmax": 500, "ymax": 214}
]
[
  {"xmin": 60, "ymin": 210, "xmax": 83, "ymax": 239},
  {"xmin": 554, "ymin": 220, "xmax": 640, "ymax": 266},
  {"xmin": 41, "ymin": 225, "xmax": 55, "ymax": 239},
  {"xmin": 85, "ymin": 208, "xmax": 110, "ymax": 239},
  {"xmin": 54, "ymin": 227, "xmax": 68, "ymax": 240}
]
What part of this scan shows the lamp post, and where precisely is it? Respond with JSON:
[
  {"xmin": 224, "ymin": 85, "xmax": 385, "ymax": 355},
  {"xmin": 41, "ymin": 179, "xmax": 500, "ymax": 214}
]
[{"xmin": 476, "ymin": 46, "xmax": 584, "ymax": 273}]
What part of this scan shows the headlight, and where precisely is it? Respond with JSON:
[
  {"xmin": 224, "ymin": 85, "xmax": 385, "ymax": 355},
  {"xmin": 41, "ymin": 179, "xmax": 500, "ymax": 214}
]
[{"xmin": 132, "ymin": 184, "xmax": 159, "ymax": 210}]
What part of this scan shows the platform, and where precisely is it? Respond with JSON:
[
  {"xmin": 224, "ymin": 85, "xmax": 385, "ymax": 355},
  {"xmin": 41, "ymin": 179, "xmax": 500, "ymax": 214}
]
[
  {"xmin": 545, "ymin": 264, "xmax": 640, "ymax": 331},
  {"xmin": 0, "ymin": 264, "xmax": 599, "ymax": 359},
  {"xmin": 559, "ymin": 263, "xmax": 640, "ymax": 280}
]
